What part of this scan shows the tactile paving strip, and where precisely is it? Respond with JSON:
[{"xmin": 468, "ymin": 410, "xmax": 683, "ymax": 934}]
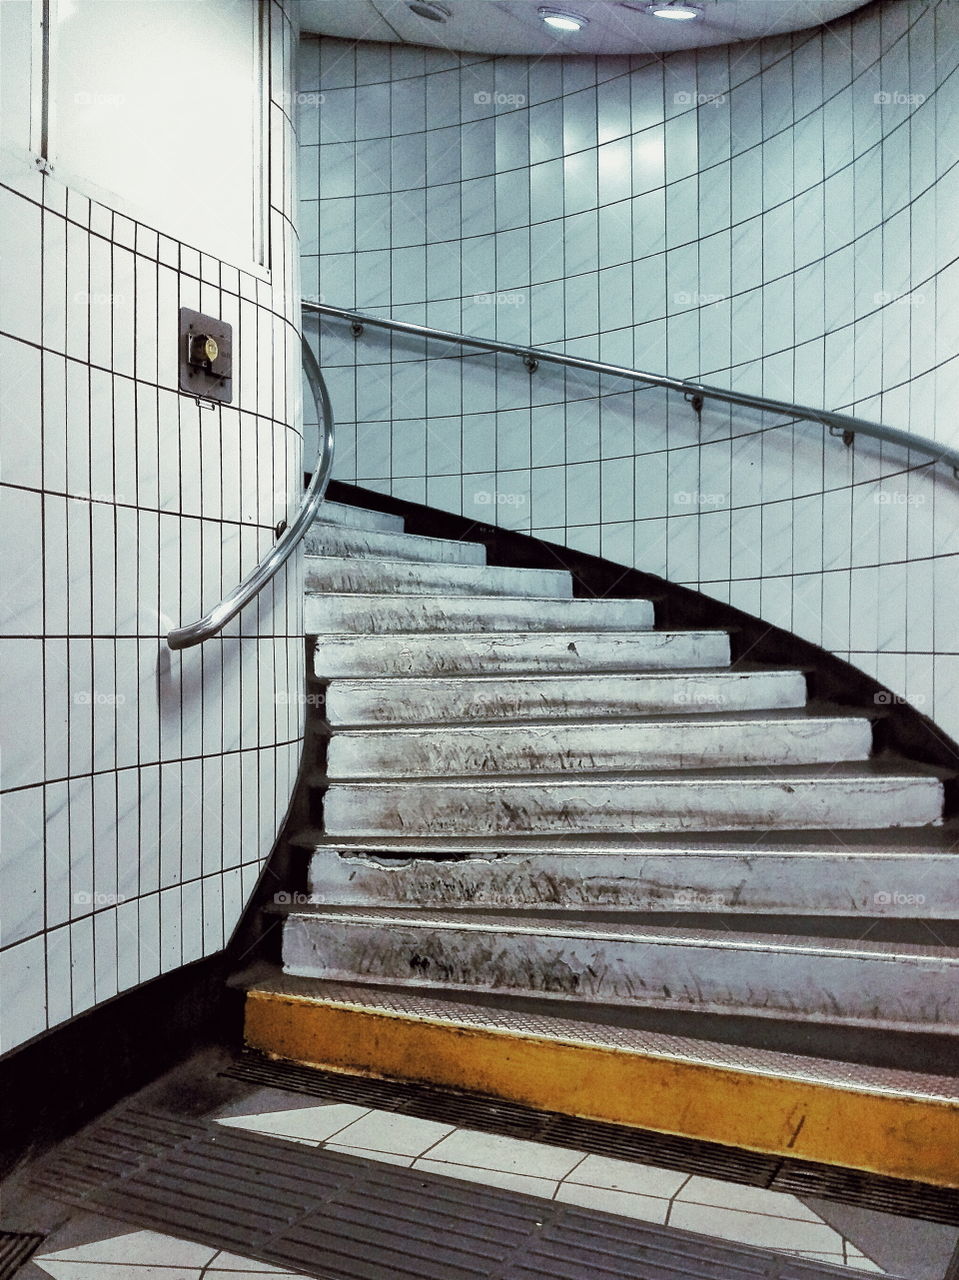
[
  {"xmin": 224, "ymin": 1050, "xmax": 959, "ymax": 1226},
  {"xmin": 0, "ymin": 1231, "xmax": 44, "ymax": 1280},
  {"xmin": 29, "ymin": 1106, "xmax": 879, "ymax": 1280}
]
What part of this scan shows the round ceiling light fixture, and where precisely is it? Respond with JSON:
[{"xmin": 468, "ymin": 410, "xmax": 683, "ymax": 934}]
[
  {"xmin": 538, "ymin": 7, "xmax": 589, "ymax": 32},
  {"xmin": 407, "ymin": 1, "xmax": 451, "ymax": 21},
  {"xmin": 642, "ymin": 2, "xmax": 704, "ymax": 19}
]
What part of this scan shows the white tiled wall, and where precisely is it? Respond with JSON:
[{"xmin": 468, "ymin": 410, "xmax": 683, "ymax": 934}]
[
  {"xmin": 301, "ymin": 0, "xmax": 959, "ymax": 743},
  {"xmin": 0, "ymin": 0, "xmax": 304, "ymax": 1055}
]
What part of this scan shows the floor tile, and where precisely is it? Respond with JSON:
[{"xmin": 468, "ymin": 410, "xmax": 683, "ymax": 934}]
[
  {"xmin": 209, "ymin": 1251, "xmax": 311, "ymax": 1273},
  {"xmin": 669, "ymin": 1201, "xmax": 845, "ymax": 1253},
  {"xmin": 425, "ymin": 1128, "xmax": 585, "ymax": 1180},
  {"xmin": 327, "ymin": 1109, "xmax": 456, "ymax": 1157},
  {"xmin": 414, "ymin": 1156, "xmax": 559, "ymax": 1199},
  {"xmin": 555, "ymin": 1180, "xmax": 670, "ymax": 1224},
  {"xmin": 33, "ymin": 1229, "xmax": 217, "ymax": 1266},
  {"xmin": 208, "ymin": 1272, "xmax": 314, "ymax": 1279},
  {"xmin": 215, "ymin": 1102, "xmax": 370, "ymax": 1145},
  {"xmin": 674, "ymin": 1174, "xmax": 828, "ymax": 1221},
  {"xmin": 32, "ymin": 1264, "xmax": 199, "ymax": 1279},
  {"xmin": 325, "ymin": 1143, "xmax": 416, "ymax": 1168},
  {"xmin": 563, "ymin": 1153, "xmax": 690, "ymax": 1198}
]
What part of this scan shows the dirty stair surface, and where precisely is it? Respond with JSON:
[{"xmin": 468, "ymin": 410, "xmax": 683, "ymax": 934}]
[{"xmin": 243, "ymin": 498, "xmax": 959, "ymax": 1189}]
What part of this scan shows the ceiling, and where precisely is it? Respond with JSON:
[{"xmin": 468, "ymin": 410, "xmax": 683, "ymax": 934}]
[{"xmin": 296, "ymin": 0, "xmax": 873, "ymax": 57}]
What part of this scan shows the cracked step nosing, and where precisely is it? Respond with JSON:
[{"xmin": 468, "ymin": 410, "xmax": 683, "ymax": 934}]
[{"xmin": 305, "ymin": 847, "xmax": 959, "ymax": 916}]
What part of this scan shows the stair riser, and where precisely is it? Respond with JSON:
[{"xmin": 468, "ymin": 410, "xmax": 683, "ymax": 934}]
[
  {"xmin": 317, "ymin": 501, "xmax": 404, "ymax": 533},
  {"xmin": 304, "ymin": 527, "xmax": 486, "ymax": 565},
  {"xmin": 282, "ymin": 915, "xmax": 959, "ymax": 1032},
  {"xmin": 322, "ymin": 778, "xmax": 944, "ymax": 836},
  {"xmin": 307, "ymin": 850, "xmax": 959, "ymax": 917},
  {"xmin": 326, "ymin": 719, "xmax": 873, "ymax": 779},
  {"xmin": 305, "ymin": 559, "xmax": 572, "ymax": 599},
  {"xmin": 313, "ymin": 631, "xmax": 731, "ymax": 678},
  {"xmin": 308, "ymin": 596, "xmax": 657, "ymax": 635},
  {"xmin": 325, "ymin": 671, "xmax": 808, "ymax": 726}
]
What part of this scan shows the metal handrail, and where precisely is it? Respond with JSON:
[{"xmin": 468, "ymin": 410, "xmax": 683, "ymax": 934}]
[
  {"xmin": 304, "ymin": 301, "xmax": 959, "ymax": 480},
  {"xmin": 166, "ymin": 335, "xmax": 335, "ymax": 651}
]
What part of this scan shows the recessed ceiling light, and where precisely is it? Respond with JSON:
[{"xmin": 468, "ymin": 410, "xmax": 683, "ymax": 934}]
[
  {"xmin": 643, "ymin": 2, "xmax": 704, "ymax": 19},
  {"xmin": 538, "ymin": 7, "xmax": 589, "ymax": 32},
  {"xmin": 407, "ymin": 1, "xmax": 451, "ymax": 21}
]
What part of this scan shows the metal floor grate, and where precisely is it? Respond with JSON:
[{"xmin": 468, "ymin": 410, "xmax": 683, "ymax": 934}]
[
  {"xmin": 224, "ymin": 1050, "xmax": 959, "ymax": 1225},
  {"xmin": 29, "ymin": 1106, "xmax": 883, "ymax": 1280},
  {"xmin": 0, "ymin": 1231, "xmax": 44, "ymax": 1280}
]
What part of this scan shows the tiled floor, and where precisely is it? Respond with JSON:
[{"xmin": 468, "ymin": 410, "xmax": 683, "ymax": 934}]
[
  {"xmin": 9, "ymin": 1054, "xmax": 959, "ymax": 1280},
  {"xmin": 212, "ymin": 1086, "xmax": 885, "ymax": 1273},
  {"xmin": 27, "ymin": 1222, "xmax": 314, "ymax": 1278}
]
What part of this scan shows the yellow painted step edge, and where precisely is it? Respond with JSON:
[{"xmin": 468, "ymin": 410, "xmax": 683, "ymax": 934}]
[{"xmin": 245, "ymin": 988, "xmax": 959, "ymax": 1189}]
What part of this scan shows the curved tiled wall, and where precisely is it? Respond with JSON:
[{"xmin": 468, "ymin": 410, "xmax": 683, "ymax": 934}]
[
  {"xmin": 300, "ymin": 0, "xmax": 959, "ymax": 742},
  {"xmin": 0, "ymin": 1, "xmax": 304, "ymax": 1053}
]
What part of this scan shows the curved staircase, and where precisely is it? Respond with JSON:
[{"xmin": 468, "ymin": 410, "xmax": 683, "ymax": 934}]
[{"xmin": 241, "ymin": 496, "xmax": 959, "ymax": 1188}]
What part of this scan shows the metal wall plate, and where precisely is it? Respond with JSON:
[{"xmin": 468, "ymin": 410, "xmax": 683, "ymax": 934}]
[{"xmin": 178, "ymin": 307, "xmax": 233, "ymax": 403}]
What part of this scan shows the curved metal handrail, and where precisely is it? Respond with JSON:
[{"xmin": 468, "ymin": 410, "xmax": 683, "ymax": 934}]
[
  {"xmin": 305, "ymin": 301, "xmax": 959, "ymax": 480},
  {"xmin": 166, "ymin": 335, "xmax": 335, "ymax": 651}
]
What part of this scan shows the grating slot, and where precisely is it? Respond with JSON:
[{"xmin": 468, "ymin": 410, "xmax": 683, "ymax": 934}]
[
  {"xmin": 772, "ymin": 1159, "xmax": 959, "ymax": 1226},
  {"xmin": 222, "ymin": 1050, "xmax": 959, "ymax": 1225},
  {"xmin": 0, "ymin": 1231, "xmax": 44, "ymax": 1279}
]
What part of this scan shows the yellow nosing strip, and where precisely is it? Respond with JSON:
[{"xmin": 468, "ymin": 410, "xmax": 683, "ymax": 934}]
[{"xmin": 245, "ymin": 989, "xmax": 959, "ymax": 1188}]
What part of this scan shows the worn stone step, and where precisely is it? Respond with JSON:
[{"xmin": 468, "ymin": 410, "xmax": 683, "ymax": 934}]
[
  {"xmin": 280, "ymin": 908, "xmax": 959, "ymax": 1033},
  {"xmin": 304, "ymin": 524, "xmax": 487, "ymax": 565},
  {"xmin": 325, "ymin": 710, "xmax": 872, "ymax": 779},
  {"xmin": 307, "ymin": 594, "xmax": 657, "ymax": 635},
  {"xmin": 324, "ymin": 668, "xmax": 808, "ymax": 726},
  {"xmin": 311, "ymin": 629, "xmax": 725, "ymax": 678},
  {"xmin": 303, "ymin": 842, "xmax": 959, "ymax": 917},
  {"xmin": 305, "ymin": 556, "xmax": 573, "ymax": 599},
  {"xmin": 243, "ymin": 977, "xmax": 959, "ymax": 1185},
  {"xmin": 315, "ymin": 500, "xmax": 405, "ymax": 533},
  {"xmin": 321, "ymin": 762, "xmax": 945, "ymax": 837}
]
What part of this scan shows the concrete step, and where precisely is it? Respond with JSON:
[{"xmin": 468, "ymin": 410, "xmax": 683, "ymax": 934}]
[
  {"xmin": 312, "ymin": 629, "xmax": 721, "ymax": 679},
  {"xmin": 305, "ymin": 556, "xmax": 573, "ymax": 599},
  {"xmin": 321, "ymin": 762, "xmax": 945, "ymax": 836},
  {"xmin": 325, "ymin": 709, "xmax": 873, "ymax": 779},
  {"xmin": 304, "ymin": 524, "xmax": 487, "ymax": 565},
  {"xmin": 304, "ymin": 841, "xmax": 959, "ymax": 917},
  {"xmin": 315, "ymin": 500, "xmax": 404, "ymax": 533},
  {"xmin": 243, "ymin": 976, "xmax": 959, "ymax": 1185},
  {"xmin": 307, "ymin": 594, "xmax": 657, "ymax": 635},
  {"xmin": 280, "ymin": 908, "xmax": 959, "ymax": 1033},
  {"xmin": 324, "ymin": 668, "xmax": 808, "ymax": 726}
]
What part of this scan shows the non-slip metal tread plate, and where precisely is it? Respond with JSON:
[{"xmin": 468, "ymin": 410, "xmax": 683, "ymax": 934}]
[
  {"xmin": 224, "ymin": 1050, "xmax": 959, "ymax": 1228},
  {"xmin": 247, "ymin": 976, "xmax": 959, "ymax": 1102},
  {"xmin": 29, "ymin": 1106, "xmax": 876, "ymax": 1280},
  {"xmin": 0, "ymin": 1231, "xmax": 44, "ymax": 1279}
]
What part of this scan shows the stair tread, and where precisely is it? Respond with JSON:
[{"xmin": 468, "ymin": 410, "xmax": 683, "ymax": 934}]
[
  {"xmin": 280, "ymin": 906, "xmax": 959, "ymax": 957},
  {"xmin": 315, "ymin": 500, "xmax": 404, "ymax": 532},
  {"xmin": 294, "ymin": 828, "xmax": 959, "ymax": 853},
  {"xmin": 321, "ymin": 758, "xmax": 950, "ymax": 784},
  {"xmin": 328, "ymin": 706, "xmax": 871, "ymax": 733},
  {"xmin": 243, "ymin": 973, "xmax": 959, "ymax": 1101},
  {"xmin": 304, "ymin": 528, "xmax": 486, "ymax": 564},
  {"xmin": 326, "ymin": 665, "xmax": 805, "ymax": 685}
]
